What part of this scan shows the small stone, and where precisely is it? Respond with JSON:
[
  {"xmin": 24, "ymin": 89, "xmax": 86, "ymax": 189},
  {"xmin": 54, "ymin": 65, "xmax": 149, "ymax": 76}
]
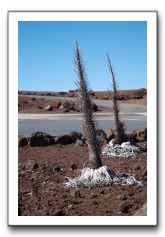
[
  {"xmin": 121, "ymin": 195, "xmax": 127, "ymax": 201},
  {"xmin": 71, "ymin": 200, "xmax": 82, "ymax": 205},
  {"xmin": 53, "ymin": 210, "xmax": 64, "ymax": 216},
  {"xmin": 116, "ymin": 195, "xmax": 121, "ymax": 199},
  {"xmin": 119, "ymin": 204, "xmax": 132, "ymax": 213},
  {"xmin": 143, "ymin": 176, "xmax": 147, "ymax": 182},
  {"xmin": 70, "ymin": 131, "xmax": 82, "ymax": 142},
  {"xmin": 143, "ymin": 169, "xmax": 147, "ymax": 176},
  {"xmin": 24, "ymin": 160, "xmax": 36, "ymax": 170},
  {"xmin": 68, "ymin": 204, "xmax": 73, "ymax": 210},
  {"xmin": 24, "ymin": 191, "xmax": 33, "ymax": 196},
  {"xmin": 119, "ymin": 205, "xmax": 129, "ymax": 213},
  {"xmin": 90, "ymin": 193, "xmax": 97, "ymax": 199},
  {"xmin": 18, "ymin": 137, "xmax": 28, "ymax": 147},
  {"xmin": 128, "ymin": 192, "xmax": 134, "ymax": 197},
  {"xmin": 52, "ymin": 164, "xmax": 61, "ymax": 172},
  {"xmin": 18, "ymin": 206, "xmax": 21, "ymax": 216},
  {"xmin": 71, "ymin": 164, "xmax": 78, "ymax": 170},
  {"xmin": 100, "ymin": 189, "xmax": 105, "ymax": 194},
  {"xmin": 70, "ymin": 189, "xmax": 81, "ymax": 198},
  {"xmin": 33, "ymin": 162, "xmax": 39, "ymax": 170},
  {"xmin": 133, "ymin": 128, "xmax": 147, "ymax": 142},
  {"xmin": 92, "ymin": 201, "xmax": 98, "ymax": 205},
  {"xmin": 44, "ymin": 105, "xmax": 53, "ymax": 111}
]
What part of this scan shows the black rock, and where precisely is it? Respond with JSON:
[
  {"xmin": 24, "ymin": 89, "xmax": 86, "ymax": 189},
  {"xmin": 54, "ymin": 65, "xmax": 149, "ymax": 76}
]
[
  {"xmin": 70, "ymin": 190, "xmax": 81, "ymax": 198},
  {"xmin": 119, "ymin": 204, "xmax": 132, "ymax": 213},
  {"xmin": 55, "ymin": 135, "xmax": 72, "ymax": 145},
  {"xmin": 53, "ymin": 210, "xmax": 65, "ymax": 216},
  {"xmin": 18, "ymin": 137, "xmax": 28, "ymax": 147},
  {"xmin": 70, "ymin": 164, "xmax": 78, "ymax": 170},
  {"xmin": 52, "ymin": 164, "xmax": 61, "ymax": 172},
  {"xmin": 29, "ymin": 132, "xmax": 54, "ymax": 146},
  {"xmin": 33, "ymin": 162, "xmax": 39, "ymax": 170}
]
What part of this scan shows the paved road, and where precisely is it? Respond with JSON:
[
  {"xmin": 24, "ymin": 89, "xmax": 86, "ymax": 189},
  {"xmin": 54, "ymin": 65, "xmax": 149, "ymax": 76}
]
[
  {"xmin": 19, "ymin": 114, "xmax": 147, "ymax": 136},
  {"xmin": 19, "ymin": 95, "xmax": 147, "ymax": 136}
]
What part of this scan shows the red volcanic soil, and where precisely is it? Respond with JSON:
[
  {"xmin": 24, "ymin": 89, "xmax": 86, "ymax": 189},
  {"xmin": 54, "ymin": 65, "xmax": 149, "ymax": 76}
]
[
  {"xmin": 94, "ymin": 90, "xmax": 147, "ymax": 105},
  {"xmin": 18, "ymin": 97, "xmax": 64, "ymax": 113},
  {"xmin": 18, "ymin": 89, "xmax": 147, "ymax": 113},
  {"xmin": 18, "ymin": 143, "xmax": 147, "ymax": 216},
  {"xmin": 18, "ymin": 97, "xmax": 111, "ymax": 114}
]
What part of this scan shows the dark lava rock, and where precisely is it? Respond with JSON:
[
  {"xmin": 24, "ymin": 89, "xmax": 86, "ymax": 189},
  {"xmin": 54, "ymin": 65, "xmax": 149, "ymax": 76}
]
[
  {"xmin": 143, "ymin": 169, "xmax": 147, "ymax": 176},
  {"xmin": 70, "ymin": 164, "xmax": 78, "ymax": 170},
  {"xmin": 73, "ymin": 101, "xmax": 97, "ymax": 112},
  {"xmin": 92, "ymin": 201, "xmax": 99, "ymax": 205},
  {"xmin": 135, "ymin": 166, "xmax": 141, "ymax": 170},
  {"xmin": 29, "ymin": 132, "xmax": 54, "ymax": 146},
  {"xmin": 18, "ymin": 206, "xmax": 21, "ymax": 216},
  {"xmin": 119, "ymin": 204, "xmax": 132, "ymax": 213},
  {"xmin": 18, "ymin": 137, "xmax": 28, "ymax": 147},
  {"xmin": 70, "ymin": 190, "xmax": 81, "ymax": 198},
  {"xmin": 52, "ymin": 164, "xmax": 61, "ymax": 172},
  {"xmin": 53, "ymin": 210, "xmax": 65, "ymax": 216},
  {"xmin": 121, "ymin": 195, "xmax": 128, "ymax": 201},
  {"xmin": 55, "ymin": 135, "xmax": 72, "ymax": 145},
  {"xmin": 33, "ymin": 162, "xmax": 39, "ymax": 170},
  {"xmin": 100, "ymin": 189, "xmax": 105, "ymax": 194},
  {"xmin": 128, "ymin": 192, "xmax": 134, "ymax": 197},
  {"xmin": 71, "ymin": 200, "xmax": 82, "ymax": 205},
  {"xmin": 133, "ymin": 128, "xmax": 147, "ymax": 142},
  {"xmin": 69, "ymin": 131, "xmax": 82, "ymax": 142}
]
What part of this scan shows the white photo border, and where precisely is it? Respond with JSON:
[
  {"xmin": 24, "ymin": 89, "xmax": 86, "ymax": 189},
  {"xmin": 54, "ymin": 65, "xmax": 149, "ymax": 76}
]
[{"xmin": 8, "ymin": 11, "xmax": 157, "ymax": 226}]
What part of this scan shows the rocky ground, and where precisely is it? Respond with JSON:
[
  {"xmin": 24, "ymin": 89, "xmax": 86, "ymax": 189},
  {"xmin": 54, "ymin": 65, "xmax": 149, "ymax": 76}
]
[
  {"xmin": 18, "ymin": 96, "xmax": 111, "ymax": 114},
  {"xmin": 18, "ymin": 89, "xmax": 147, "ymax": 216},
  {"xmin": 18, "ymin": 140, "xmax": 147, "ymax": 216},
  {"xmin": 18, "ymin": 89, "xmax": 147, "ymax": 114}
]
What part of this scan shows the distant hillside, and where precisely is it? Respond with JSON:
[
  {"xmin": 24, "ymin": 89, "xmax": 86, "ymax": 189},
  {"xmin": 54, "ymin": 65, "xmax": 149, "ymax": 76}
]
[{"xmin": 18, "ymin": 88, "xmax": 147, "ymax": 101}]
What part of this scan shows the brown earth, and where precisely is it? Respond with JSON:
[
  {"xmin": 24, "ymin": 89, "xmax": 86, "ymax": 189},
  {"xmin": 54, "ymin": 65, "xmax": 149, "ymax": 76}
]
[
  {"xmin": 18, "ymin": 89, "xmax": 147, "ymax": 113},
  {"xmin": 18, "ymin": 97, "xmax": 111, "ymax": 114},
  {"xmin": 18, "ymin": 88, "xmax": 147, "ymax": 103},
  {"xmin": 94, "ymin": 90, "xmax": 147, "ymax": 105},
  {"xmin": 18, "ymin": 142, "xmax": 147, "ymax": 216}
]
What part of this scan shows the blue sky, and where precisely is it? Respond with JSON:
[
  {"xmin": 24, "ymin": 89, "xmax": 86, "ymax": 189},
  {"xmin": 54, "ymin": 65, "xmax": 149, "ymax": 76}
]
[{"xmin": 18, "ymin": 21, "xmax": 147, "ymax": 91}]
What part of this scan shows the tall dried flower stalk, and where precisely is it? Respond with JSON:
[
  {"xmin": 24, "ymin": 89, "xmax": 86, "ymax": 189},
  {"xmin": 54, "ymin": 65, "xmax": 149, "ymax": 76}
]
[
  {"xmin": 75, "ymin": 42, "xmax": 102, "ymax": 169},
  {"xmin": 107, "ymin": 53, "xmax": 126, "ymax": 144}
]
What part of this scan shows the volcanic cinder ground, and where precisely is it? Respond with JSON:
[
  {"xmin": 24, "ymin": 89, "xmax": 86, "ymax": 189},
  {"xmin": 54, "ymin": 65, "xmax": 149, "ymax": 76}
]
[{"xmin": 18, "ymin": 89, "xmax": 147, "ymax": 216}]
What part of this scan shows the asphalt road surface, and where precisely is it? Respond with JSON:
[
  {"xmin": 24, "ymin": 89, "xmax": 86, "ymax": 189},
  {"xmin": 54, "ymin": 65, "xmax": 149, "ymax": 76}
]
[{"xmin": 19, "ymin": 114, "xmax": 147, "ymax": 136}]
